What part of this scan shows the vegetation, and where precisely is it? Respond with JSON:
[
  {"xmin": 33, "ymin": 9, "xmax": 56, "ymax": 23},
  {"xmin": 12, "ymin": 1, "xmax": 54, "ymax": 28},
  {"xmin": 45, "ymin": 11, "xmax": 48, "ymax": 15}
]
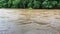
[{"xmin": 0, "ymin": 0, "xmax": 60, "ymax": 9}]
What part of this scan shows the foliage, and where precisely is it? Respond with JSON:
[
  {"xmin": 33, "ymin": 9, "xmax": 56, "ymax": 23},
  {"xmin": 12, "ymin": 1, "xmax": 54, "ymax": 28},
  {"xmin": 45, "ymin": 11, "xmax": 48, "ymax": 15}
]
[
  {"xmin": 42, "ymin": 1, "xmax": 57, "ymax": 8},
  {"xmin": 0, "ymin": 0, "xmax": 59, "ymax": 9},
  {"xmin": 33, "ymin": 0, "xmax": 41, "ymax": 8}
]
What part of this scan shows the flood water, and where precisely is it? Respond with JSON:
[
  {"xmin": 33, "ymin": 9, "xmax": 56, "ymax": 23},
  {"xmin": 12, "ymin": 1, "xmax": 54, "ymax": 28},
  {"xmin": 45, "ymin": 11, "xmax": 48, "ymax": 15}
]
[{"xmin": 0, "ymin": 9, "xmax": 60, "ymax": 34}]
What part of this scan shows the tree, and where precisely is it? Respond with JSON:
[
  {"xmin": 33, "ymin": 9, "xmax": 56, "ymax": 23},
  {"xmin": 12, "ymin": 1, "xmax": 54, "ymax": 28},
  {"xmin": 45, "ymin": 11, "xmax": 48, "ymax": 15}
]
[
  {"xmin": 0, "ymin": 0, "xmax": 8, "ymax": 8},
  {"xmin": 27, "ymin": 0, "xmax": 33, "ymax": 8},
  {"xmin": 33, "ymin": 0, "xmax": 41, "ymax": 9},
  {"xmin": 57, "ymin": 1, "xmax": 60, "ymax": 8},
  {"xmin": 42, "ymin": 0, "xmax": 57, "ymax": 8},
  {"xmin": 0, "ymin": 0, "xmax": 59, "ymax": 9},
  {"xmin": 11, "ymin": 0, "xmax": 21, "ymax": 8}
]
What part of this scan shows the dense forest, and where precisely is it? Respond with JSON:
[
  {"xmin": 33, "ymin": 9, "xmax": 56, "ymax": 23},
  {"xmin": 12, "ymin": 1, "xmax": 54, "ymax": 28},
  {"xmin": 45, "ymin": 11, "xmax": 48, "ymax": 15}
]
[{"xmin": 0, "ymin": 0, "xmax": 60, "ymax": 9}]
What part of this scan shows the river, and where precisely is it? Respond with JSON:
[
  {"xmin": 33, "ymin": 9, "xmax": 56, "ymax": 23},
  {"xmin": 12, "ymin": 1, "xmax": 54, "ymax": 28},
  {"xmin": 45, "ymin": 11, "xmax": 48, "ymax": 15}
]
[{"xmin": 0, "ymin": 9, "xmax": 60, "ymax": 34}]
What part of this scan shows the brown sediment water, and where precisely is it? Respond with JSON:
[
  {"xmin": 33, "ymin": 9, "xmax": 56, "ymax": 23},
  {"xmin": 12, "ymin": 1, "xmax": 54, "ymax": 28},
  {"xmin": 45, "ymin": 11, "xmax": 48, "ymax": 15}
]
[{"xmin": 0, "ymin": 9, "xmax": 60, "ymax": 34}]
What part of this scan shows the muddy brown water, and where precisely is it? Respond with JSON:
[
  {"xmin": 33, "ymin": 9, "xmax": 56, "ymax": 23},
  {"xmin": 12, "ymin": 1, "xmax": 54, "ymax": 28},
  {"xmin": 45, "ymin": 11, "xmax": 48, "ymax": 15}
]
[{"xmin": 0, "ymin": 9, "xmax": 60, "ymax": 34}]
